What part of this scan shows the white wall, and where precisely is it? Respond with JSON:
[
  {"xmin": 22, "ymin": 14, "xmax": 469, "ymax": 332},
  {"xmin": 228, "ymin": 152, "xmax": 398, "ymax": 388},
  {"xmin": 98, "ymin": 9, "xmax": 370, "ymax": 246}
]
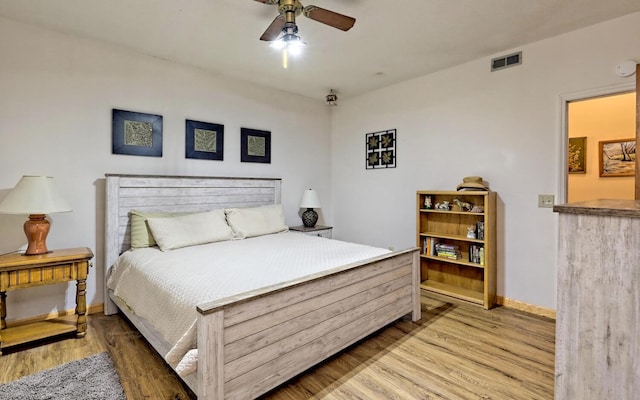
[
  {"xmin": 0, "ymin": 17, "xmax": 332, "ymax": 322},
  {"xmin": 331, "ymin": 12, "xmax": 640, "ymax": 310},
  {"xmin": 2, "ymin": 12, "xmax": 639, "ymax": 319}
]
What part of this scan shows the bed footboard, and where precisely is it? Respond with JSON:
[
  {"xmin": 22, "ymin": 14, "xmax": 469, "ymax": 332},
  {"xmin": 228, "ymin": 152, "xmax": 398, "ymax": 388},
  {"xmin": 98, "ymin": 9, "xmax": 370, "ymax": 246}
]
[{"xmin": 196, "ymin": 248, "xmax": 420, "ymax": 399}]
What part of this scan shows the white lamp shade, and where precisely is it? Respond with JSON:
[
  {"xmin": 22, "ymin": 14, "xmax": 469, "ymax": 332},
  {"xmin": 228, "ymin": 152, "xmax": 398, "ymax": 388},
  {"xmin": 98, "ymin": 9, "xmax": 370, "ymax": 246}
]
[
  {"xmin": 0, "ymin": 176, "xmax": 72, "ymax": 214},
  {"xmin": 299, "ymin": 188, "xmax": 321, "ymax": 209}
]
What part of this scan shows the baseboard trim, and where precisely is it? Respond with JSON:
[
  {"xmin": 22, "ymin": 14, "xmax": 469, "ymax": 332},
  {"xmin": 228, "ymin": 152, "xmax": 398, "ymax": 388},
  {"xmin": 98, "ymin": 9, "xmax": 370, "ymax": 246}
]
[
  {"xmin": 5, "ymin": 303, "xmax": 105, "ymax": 328},
  {"xmin": 88, "ymin": 303, "xmax": 104, "ymax": 315},
  {"xmin": 496, "ymin": 296, "xmax": 556, "ymax": 319}
]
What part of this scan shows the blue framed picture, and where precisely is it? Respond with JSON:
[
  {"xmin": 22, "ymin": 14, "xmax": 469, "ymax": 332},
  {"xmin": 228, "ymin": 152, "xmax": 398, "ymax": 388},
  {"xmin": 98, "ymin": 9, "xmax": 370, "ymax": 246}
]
[
  {"xmin": 241, "ymin": 127, "xmax": 271, "ymax": 164},
  {"xmin": 112, "ymin": 109, "xmax": 163, "ymax": 157},
  {"xmin": 186, "ymin": 119, "xmax": 224, "ymax": 161}
]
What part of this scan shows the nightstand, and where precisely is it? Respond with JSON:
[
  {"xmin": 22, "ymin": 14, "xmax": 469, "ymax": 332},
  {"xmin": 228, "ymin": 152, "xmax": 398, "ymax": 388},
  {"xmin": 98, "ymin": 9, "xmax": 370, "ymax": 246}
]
[
  {"xmin": 0, "ymin": 247, "xmax": 93, "ymax": 354},
  {"xmin": 289, "ymin": 225, "xmax": 333, "ymax": 239}
]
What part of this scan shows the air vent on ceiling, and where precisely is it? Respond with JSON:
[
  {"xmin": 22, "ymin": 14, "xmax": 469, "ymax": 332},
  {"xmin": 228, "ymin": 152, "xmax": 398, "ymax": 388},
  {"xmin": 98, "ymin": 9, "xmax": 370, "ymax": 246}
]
[{"xmin": 491, "ymin": 51, "xmax": 522, "ymax": 72}]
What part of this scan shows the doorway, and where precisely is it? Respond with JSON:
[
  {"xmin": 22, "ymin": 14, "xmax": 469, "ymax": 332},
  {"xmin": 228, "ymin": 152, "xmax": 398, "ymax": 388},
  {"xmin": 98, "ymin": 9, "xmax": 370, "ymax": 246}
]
[{"xmin": 566, "ymin": 92, "xmax": 636, "ymax": 203}]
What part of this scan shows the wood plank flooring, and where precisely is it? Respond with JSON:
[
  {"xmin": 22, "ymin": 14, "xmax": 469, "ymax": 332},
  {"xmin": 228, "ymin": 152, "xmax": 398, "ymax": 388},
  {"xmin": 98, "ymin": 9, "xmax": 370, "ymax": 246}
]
[{"xmin": 0, "ymin": 293, "xmax": 555, "ymax": 399}]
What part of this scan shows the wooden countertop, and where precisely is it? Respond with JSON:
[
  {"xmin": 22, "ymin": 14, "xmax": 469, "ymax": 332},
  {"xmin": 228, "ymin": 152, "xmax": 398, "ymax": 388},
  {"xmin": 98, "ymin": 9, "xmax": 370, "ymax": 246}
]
[{"xmin": 553, "ymin": 199, "xmax": 640, "ymax": 218}]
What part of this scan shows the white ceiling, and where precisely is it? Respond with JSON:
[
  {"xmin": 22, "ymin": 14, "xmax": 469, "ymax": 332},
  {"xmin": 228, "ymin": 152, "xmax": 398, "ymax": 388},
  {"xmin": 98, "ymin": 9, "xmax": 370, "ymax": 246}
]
[{"xmin": 1, "ymin": 0, "xmax": 639, "ymax": 102}]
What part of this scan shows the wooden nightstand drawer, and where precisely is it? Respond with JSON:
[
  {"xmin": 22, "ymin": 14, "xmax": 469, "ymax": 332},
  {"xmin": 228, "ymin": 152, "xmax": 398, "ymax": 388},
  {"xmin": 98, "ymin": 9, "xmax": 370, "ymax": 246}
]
[{"xmin": 2, "ymin": 261, "xmax": 87, "ymax": 290}]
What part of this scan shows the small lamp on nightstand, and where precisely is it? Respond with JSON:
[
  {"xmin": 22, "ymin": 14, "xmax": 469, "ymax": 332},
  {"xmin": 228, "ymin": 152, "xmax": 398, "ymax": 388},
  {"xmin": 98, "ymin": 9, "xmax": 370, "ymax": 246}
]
[
  {"xmin": 0, "ymin": 176, "xmax": 72, "ymax": 255},
  {"xmin": 299, "ymin": 188, "xmax": 321, "ymax": 228}
]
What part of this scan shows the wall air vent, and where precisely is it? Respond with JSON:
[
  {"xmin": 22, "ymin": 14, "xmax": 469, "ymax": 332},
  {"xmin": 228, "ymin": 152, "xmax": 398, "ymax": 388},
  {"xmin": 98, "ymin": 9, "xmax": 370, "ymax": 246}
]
[{"xmin": 491, "ymin": 51, "xmax": 522, "ymax": 72}]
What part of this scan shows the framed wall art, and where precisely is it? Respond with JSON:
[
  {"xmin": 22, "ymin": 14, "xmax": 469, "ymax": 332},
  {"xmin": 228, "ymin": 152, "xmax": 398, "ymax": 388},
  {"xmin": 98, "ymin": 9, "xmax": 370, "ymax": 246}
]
[
  {"xmin": 599, "ymin": 138, "xmax": 636, "ymax": 177},
  {"xmin": 568, "ymin": 136, "xmax": 586, "ymax": 174},
  {"xmin": 185, "ymin": 119, "xmax": 224, "ymax": 161},
  {"xmin": 112, "ymin": 109, "xmax": 163, "ymax": 157},
  {"xmin": 240, "ymin": 127, "xmax": 271, "ymax": 164},
  {"xmin": 366, "ymin": 129, "xmax": 396, "ymax": 169}
]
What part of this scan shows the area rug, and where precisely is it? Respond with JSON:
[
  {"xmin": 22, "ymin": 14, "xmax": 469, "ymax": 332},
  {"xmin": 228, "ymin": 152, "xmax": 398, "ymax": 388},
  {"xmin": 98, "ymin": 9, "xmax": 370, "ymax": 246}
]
[{"xmin": 0, "ymin": 352, "xmax": 126, "ymax": 400}]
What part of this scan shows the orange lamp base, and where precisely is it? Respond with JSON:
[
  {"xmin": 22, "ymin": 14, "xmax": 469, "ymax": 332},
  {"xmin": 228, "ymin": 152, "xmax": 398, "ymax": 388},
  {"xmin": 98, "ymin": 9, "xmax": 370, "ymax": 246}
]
[{"xmin": 23, "ymin": 214, "xmax": 51, "ymax": 255}]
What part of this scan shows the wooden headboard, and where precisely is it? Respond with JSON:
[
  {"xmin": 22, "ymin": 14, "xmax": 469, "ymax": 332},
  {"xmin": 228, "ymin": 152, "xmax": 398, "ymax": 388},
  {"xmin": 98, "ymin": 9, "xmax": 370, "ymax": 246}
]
[{"xmin": 103, "ymin": 174, "xmax": 282, "ymax": 314}]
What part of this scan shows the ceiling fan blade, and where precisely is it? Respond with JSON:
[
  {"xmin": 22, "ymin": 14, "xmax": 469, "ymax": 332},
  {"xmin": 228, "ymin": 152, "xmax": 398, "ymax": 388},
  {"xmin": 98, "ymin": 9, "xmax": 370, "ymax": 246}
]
[
  {"xmin": 254, "ymin": 0, "xmax": 278, "ymax": 4},
  {"xmin": 260, "ymin": 15, "xmax": 286, "ymax": 41},
  {"xmin": 303, "ymin": 6, "xmax": 355, "ymax": 31}
]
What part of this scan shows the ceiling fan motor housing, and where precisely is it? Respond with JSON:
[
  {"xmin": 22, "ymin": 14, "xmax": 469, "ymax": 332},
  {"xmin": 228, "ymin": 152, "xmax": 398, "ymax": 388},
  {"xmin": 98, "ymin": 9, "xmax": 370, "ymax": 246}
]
[{"xmin": 279, "ymin": 0, "xmax": 303, "ymax": 20}]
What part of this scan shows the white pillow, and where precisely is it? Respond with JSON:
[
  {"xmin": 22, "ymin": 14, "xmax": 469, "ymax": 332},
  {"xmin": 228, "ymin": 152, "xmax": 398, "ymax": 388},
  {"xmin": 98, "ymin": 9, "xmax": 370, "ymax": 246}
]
[
  {"xmin": 224, "ymin": 204, "xmax": 288, "ymax": 239},
  {"xmin": 146, "ymin": 209, "xmax": 234, "ymax": 250},
  {"xmin": 130, "ymin": 210, "xmax": 190, "ymax": 249}
]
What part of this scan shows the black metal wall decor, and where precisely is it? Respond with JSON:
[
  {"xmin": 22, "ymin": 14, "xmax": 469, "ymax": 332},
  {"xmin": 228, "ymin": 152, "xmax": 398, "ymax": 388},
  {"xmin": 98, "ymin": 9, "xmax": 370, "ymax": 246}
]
[{"xmin": 366, "ymin": 129, "xmax": 396, "ymax": 169}]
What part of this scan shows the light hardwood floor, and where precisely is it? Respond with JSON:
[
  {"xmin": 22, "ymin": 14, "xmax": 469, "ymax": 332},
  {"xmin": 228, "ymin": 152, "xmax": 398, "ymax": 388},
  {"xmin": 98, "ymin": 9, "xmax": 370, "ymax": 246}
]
[{"xmin": 0, "ymin": 293, "xmax": 555, "ymax": 399}]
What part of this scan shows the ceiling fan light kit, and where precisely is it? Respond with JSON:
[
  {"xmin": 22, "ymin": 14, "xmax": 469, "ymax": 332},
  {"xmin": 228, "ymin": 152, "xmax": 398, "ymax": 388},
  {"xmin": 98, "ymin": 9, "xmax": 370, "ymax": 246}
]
[{"xmin": 269, "ymin": 20, "xmax": 305, "ymax": 55}]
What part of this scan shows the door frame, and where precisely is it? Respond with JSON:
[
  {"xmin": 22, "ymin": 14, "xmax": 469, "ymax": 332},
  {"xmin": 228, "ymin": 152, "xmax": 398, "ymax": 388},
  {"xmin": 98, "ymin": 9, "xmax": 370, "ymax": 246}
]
[
  {"xmin": 636, "ymin": 64, "xmax": 640, "ymax": 199},
  {"xmin": 558, "ymin": 81, "xmax": 636, "ymax": 204}
]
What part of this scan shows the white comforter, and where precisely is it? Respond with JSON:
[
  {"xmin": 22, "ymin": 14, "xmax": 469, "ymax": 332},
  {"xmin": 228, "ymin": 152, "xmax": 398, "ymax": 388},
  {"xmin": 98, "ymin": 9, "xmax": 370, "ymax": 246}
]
[{"xmin": 106, "ymin": 231, "xmax": 390, "ymax": 376}]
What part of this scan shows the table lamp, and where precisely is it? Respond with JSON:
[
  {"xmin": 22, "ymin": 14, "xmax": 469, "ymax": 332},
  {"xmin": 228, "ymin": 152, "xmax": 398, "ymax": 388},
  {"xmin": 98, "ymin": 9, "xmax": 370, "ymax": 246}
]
[
  {"xmin": 0, "ymin": 176, "xmax": 72, "ymax": 255},
  {"xmin": 299, "ymin": 188, "xmax": 321, "ymax": 228}
]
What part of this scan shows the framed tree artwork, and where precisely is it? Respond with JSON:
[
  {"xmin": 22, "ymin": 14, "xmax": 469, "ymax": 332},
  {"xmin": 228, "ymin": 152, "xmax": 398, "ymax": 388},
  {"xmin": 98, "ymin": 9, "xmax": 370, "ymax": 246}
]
[
  {"xmin": 568, "ymin": 137, "xmax": 586, "ymax": 174},
  {"xmin": 599, "ymin": 138, "xmax": 636, "ymax": 177}
]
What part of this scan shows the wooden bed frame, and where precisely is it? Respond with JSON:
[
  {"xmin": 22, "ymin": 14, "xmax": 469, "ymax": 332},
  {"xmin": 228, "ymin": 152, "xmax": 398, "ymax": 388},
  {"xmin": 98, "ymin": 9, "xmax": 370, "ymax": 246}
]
[{"xmin": 104, "ymin": 174, "xmax": 421, "ymax": 399}]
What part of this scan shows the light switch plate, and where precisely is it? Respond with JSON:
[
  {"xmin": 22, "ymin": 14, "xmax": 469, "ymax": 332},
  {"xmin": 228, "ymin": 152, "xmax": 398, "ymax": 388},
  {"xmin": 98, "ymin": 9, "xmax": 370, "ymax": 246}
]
[{"xmin": 538, "ymin": 194, "xmax": 554, "ymax": 208}]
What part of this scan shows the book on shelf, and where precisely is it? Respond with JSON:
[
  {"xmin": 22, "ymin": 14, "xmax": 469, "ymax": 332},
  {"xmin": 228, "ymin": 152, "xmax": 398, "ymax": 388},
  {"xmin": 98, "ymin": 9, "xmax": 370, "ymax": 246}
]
[
  {"xmin": 468, "ymin": 244, "xmax": 484, "ymax": 264},
  {"xmin": 435, "ymin": 243, "xmax": 461, "ymax": 260},
  {"xmin": 476, "ymin": 221, "xmax": 485, "ymax": 240},
  {"xmin": 437, "ymin": 253, "xmax": 461, "ymax": 260},
  {"xmin": 422, "ymin": 236, "xmax": 439, "ymax": 256}
]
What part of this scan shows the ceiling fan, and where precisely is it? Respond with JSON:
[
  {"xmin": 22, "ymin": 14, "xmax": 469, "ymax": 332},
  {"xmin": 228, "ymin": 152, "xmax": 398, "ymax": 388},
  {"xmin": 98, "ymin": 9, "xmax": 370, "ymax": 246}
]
[{"xmin": 254, "ymin": 0, "xmax": 356, "ymax": 44}]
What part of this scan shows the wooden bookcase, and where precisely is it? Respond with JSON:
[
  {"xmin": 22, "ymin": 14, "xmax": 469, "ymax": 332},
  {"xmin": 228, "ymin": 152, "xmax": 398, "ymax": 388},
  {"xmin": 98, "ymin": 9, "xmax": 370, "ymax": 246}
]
[{"xmin": 416, "ymin": 190, "xmax": 496, "ymax": 309}]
